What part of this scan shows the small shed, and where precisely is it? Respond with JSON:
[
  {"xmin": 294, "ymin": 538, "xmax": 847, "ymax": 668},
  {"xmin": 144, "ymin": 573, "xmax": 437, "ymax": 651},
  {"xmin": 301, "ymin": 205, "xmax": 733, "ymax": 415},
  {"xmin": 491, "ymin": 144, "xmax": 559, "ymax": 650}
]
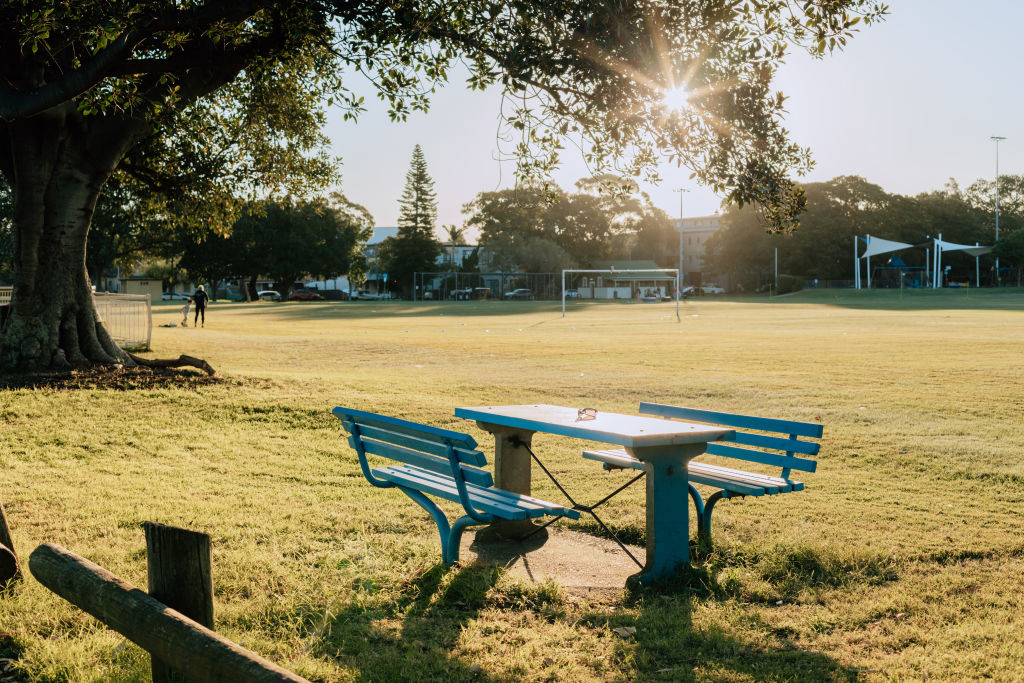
[{"xmin": 120, "ymin": 278, "xmax": 163, "ymax": 301}]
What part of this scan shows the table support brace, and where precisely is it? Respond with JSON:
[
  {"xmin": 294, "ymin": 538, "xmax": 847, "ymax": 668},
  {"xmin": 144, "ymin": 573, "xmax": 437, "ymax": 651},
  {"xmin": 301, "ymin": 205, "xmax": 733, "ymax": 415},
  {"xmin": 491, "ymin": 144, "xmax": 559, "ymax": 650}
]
[{"xmin": 511, "ymin": 436, "xmax": 645, "ymax": 568}]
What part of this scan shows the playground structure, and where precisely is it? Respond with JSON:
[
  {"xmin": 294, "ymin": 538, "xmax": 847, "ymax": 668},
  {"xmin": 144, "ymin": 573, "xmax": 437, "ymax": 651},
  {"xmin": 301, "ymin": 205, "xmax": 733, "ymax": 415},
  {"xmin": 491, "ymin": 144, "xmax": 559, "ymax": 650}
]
[{"xmin": 854, "ymin": 235, "xmax": 995, "ymax": 289}]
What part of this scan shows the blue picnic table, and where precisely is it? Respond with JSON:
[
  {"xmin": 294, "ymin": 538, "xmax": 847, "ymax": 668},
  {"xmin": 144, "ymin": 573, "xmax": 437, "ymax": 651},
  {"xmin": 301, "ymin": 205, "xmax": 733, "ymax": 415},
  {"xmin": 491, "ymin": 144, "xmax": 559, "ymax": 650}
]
[{"xmin": 454, "ymin": 404, "xmax": 734, "ymax": 584}]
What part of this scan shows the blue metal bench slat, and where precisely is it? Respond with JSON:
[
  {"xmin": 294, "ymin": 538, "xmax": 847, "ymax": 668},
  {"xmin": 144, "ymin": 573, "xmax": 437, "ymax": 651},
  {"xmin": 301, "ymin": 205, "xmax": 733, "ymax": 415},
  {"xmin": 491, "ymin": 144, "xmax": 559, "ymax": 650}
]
[
  {"xmin": 639, "ymin": 402, "xmax": 823, "ymax": 439},
  {"xmin": 389, "ymin": 465, "xmax": 577, "ymax": 517},
  {"xmin": 582, "ymin": 448, "xmax": 797, "ymax": 496},
  {"xmin": 732, "ymin": 431, "xmax": 820, "ymax": 456},
  {"xmin": 705, "ymin": 443, "xmax": 818, "ymax": 473},
  {"xmin": 345, "ymin": 421, "xmax": 487, "ymax": 466},
  {"xmin": 356, "ymin": 436, "xmax": 495, "ymax": 488},
  {"xmin": 582, "ymin": 448, "xmax": 647, "ymax": 471},
  {"xmin": 630, "ymin": 402, "xmax": 822, "ymax": 551},
  {"xmin": 334, "ymin": 406, "xmax": 580, "ymax": 566},
  {"xmin": 374, "ymin": 466, "xmax": 530, "ymax": 520},
  {"xmin": 690, "ymin": 462, "xmax": 803, "ymax": 492},
  {"xmin": 333, "ymin": 407, "xmax": 479, "ymax": 449},
  {"xmin": 375, "ymin": 465, "xmax": 579, "ymax": 521}
]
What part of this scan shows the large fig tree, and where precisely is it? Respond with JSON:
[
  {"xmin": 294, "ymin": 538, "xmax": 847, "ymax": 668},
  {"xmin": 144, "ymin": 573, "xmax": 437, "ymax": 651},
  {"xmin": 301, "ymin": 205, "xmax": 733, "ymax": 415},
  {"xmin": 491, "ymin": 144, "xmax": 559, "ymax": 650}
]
[{"xmin": 0, "ymin": 0, "xmax": 885, "ymax": 372}]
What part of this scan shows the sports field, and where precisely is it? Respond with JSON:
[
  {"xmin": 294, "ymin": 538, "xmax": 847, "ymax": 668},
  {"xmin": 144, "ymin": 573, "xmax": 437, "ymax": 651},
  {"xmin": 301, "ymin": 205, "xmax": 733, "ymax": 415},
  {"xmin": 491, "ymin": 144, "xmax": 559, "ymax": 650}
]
[{"xmin": 2, "ymin": 290, "xmax": 1023, "ymax": 680}]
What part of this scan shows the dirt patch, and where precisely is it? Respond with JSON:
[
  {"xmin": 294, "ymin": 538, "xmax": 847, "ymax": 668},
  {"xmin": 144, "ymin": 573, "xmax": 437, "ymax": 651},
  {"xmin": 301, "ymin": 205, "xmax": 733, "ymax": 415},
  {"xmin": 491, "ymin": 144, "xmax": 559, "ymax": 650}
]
[{"xmin": 460, "ymin": 527, "xmax": 644, "ymax": 596}]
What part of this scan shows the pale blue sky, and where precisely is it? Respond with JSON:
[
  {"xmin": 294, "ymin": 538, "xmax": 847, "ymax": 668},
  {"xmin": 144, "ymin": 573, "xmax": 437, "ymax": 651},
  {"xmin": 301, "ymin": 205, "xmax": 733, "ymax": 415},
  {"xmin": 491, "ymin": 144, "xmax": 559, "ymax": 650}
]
[{"xmin": 326, "ymin": 1, "xmax": 1021, "ymax": 236}]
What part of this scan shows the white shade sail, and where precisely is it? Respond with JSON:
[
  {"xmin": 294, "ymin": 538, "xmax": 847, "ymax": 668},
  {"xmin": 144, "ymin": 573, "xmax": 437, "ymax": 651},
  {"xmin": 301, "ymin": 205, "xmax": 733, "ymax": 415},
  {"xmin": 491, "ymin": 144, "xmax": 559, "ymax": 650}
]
[
  {"xmin": 861, "ymin": 236, "xmax": 914, "ymax": 259},
  {"xmin": 935, "ymin": 239, "xmax": 993, "ymax": 257}
]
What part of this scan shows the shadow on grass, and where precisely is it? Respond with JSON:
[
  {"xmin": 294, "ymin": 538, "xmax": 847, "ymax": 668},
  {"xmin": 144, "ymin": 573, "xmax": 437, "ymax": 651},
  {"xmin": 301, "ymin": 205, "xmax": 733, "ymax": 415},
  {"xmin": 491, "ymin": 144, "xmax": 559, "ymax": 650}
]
[
  {"xmin": 611, "ymin": 562, "xmax": 868, "ymax": 681},
  {"xmin": 762, "ymin": 287, "xmax": 1024, "ymax": 311},
  {"xmin": 209, "ymin": 300, "xmax": 571, "ymax": 322},
  {"xmin": 298, "ymin": 537, "xmax": 890, "ymax": 680},
  {"xmin": 310, "ymin": 563, "xmax": 505, "ymax": 681}
]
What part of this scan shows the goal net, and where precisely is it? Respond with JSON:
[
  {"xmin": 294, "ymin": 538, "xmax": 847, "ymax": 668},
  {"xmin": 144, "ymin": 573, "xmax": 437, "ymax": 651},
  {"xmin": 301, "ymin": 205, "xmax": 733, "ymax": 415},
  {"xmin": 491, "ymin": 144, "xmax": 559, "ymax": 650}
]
[{"xmin": 561, "ymin": 268, "xmax": 680, "ymax": 320}]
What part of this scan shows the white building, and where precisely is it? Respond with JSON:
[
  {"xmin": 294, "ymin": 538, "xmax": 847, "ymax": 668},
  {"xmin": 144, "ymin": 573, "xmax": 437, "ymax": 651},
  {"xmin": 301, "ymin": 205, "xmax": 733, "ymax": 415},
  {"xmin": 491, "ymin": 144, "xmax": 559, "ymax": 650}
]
[{"xmin": 676, "ymin": 213, "xmax": 721, "ymax": 284}]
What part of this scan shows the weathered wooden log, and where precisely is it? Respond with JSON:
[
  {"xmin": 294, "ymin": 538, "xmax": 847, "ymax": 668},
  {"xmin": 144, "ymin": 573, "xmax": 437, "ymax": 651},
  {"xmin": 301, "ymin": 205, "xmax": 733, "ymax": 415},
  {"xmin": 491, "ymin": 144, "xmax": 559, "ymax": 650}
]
[
  {"xmin": 0, "ymin": 497, "xmax": 20, "ymax": 583},
  {"xmin": 127, "ymin": 352, "xmax": 216, "ymax": 376},
  {"xmin": 29, "ymin": 543, "xmax": 308, "ymax": 683},
  {"xmin": 145, "ymin": 522, "xmax": 214, "ymax": 682}
]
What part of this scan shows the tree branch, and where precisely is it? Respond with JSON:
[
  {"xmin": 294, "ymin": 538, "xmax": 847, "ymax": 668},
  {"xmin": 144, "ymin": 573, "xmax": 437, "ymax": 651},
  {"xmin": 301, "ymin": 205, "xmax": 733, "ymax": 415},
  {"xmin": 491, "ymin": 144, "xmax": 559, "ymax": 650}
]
[
  {"xmin": 0, "ymin": 1, "xmax": 269, "ymax": 122},
  {"xmin": 126, "ymin": 352, "xmax": 216, "ymax": 376}
]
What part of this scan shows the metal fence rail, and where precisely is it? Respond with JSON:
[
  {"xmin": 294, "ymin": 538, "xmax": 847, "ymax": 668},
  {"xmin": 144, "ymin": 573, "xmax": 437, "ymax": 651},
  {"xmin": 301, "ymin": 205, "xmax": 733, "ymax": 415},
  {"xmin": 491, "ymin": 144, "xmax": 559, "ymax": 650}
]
[
  {"xmin": 2, "ymin": 289, "xmax": 152, "ymax": 351},
  {"xmin": 93, "ymin": 293, "xmax": 152, "ymax": 350}
]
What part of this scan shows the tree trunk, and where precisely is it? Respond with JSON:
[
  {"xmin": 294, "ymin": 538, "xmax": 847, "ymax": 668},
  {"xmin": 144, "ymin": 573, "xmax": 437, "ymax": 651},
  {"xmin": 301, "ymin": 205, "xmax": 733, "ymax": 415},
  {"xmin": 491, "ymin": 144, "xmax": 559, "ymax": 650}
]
[{"xmin": 0, "ymin": 105, "xmax": 147, "ymax": 371}]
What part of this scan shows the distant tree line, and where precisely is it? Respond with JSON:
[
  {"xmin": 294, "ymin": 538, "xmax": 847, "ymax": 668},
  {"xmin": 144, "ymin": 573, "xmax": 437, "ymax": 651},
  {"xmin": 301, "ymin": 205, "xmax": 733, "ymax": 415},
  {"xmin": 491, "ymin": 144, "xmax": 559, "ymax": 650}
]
[
  {"xmin": 464, "ymin": 175, "xmax": 676, "ymax": 272},
  {"xmin": 706, "ymin": 175, "xmax": 1024, "ymax": 289}
]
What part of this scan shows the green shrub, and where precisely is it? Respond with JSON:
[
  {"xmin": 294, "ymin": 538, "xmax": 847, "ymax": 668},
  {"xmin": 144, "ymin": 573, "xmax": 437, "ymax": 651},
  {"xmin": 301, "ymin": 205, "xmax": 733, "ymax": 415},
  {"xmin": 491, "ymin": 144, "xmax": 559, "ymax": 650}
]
[{"xmin": 776, "ymin": 274, "xmax": 806, "ymax": 294}]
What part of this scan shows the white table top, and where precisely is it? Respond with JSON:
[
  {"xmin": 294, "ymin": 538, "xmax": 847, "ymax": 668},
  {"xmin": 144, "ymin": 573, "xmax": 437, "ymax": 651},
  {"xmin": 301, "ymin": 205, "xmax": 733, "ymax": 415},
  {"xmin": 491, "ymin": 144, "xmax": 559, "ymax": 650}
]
[{"xmin": 455, "ymin": 404, "xmax": 733, "ymax": 449}]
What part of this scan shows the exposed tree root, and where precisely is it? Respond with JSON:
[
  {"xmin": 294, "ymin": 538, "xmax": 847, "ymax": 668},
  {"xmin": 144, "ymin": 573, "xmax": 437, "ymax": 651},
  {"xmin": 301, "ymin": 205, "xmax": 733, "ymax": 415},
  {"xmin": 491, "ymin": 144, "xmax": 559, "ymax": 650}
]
[{"xmin": 126, "ymin": 352, "xmax": 216, "ymax": 376}]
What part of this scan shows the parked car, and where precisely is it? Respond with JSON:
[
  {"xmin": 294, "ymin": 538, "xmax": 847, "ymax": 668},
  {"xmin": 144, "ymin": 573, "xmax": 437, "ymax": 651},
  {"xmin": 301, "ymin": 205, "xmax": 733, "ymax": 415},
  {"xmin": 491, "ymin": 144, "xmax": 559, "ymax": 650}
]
[
  {"xmin": 700, "ymin": 284, "xmax": 725, "ymax": 295},
  {"xmin": 504, "ymin": 288, "xmax": 532, "ymax": 300},
  {"xmin": 286, "ymin": 288, "xmax": 323, "ymax": 301},
  {"xmin": 318, "ymin": 289, "xmax": 350, "ymax": 301},
  {"xmin": 565, "ymin": 289, "xmax": 580, "ymax": 299},
  {"xmin": 257, "ymin": 289, "xmax": 281, "ymax": 301},
  {"xmin": 162, "ymin": 292, "xmax": 191, "ymax": 301}
]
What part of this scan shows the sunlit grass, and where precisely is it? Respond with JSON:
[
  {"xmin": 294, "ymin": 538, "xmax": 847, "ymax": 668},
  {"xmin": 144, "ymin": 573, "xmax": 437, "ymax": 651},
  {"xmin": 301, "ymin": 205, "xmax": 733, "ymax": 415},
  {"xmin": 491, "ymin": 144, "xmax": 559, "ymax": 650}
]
[{"xmin": 2, "ymin": 290, "xmax": 1023, "ymax": 680}]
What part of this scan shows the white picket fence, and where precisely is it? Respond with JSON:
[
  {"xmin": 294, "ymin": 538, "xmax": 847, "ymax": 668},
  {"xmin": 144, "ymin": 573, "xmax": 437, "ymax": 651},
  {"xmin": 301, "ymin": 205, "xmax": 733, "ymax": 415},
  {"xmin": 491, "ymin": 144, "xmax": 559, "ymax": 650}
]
[{"xmin": 0, "ymin": 288, "xmax": 152, "ymax": 350}]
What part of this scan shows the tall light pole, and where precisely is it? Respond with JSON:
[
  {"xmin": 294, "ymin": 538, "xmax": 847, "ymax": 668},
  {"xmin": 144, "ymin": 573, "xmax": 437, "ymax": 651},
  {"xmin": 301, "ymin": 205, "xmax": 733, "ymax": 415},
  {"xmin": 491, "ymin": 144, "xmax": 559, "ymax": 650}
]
[
  {"xmin": 992, "ymin": 135, "xmax": 1006, "ymax": 286},
  {"xmin": 673, "ymin": 188, "xmax": 689, "ymax": 292}
]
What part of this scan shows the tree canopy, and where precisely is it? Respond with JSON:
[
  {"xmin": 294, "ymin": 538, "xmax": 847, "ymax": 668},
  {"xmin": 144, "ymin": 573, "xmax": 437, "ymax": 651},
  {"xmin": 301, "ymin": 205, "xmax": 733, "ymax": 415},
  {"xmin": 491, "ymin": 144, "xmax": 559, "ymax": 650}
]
[
  {"xmin": 0, "ymin": 0, "xmax": 886, "ymax": 371},
  {"xmin": 464, "ymin": 175, "xmax": 673, "ymax": 270}
]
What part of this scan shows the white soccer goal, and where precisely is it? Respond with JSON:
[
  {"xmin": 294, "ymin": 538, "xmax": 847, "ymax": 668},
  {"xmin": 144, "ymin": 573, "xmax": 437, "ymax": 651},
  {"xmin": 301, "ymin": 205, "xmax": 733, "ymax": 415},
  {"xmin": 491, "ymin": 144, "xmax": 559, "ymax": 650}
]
[
  {"xmin": 92, "ymin": 293, "xmax": 152, "ymax": 350},
  {"xmin": 561, "ymin": 269, "xmax": 680, "ymax": 320}
]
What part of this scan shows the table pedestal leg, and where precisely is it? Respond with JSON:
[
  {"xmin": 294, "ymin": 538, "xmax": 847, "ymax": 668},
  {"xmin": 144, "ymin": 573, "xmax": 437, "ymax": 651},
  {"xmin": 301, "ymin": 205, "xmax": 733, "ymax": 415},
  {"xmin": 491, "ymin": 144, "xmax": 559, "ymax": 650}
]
[
  {"xmin": 629, "ymin": 444, "xmax": 706, "ymax": 584},
  {"xmin": 475, "ymin": 423, "xmax": 547, "ymax": 541}
]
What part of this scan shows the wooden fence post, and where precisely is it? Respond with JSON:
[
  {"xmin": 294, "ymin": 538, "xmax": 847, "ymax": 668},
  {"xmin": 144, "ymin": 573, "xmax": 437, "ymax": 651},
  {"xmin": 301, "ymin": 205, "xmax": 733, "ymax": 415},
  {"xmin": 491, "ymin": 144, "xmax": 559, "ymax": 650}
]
[
  {"xmin": 145, "ymin": 522, "xmax": 214, "ymax": 682},
  {"xmin": 0, "ymin": 497, "xmax": 21, "ymax": 584},
  {"xmin": 29, "ymin": 543, "xmax": 310, "ymax": 683}
]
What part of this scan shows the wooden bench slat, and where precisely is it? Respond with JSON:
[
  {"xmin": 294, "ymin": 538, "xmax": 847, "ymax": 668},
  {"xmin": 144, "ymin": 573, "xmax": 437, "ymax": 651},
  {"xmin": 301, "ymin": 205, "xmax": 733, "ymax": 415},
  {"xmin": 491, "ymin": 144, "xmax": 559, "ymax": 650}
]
[
  {"xmin": 639, "ymin": 402, "xmax": 823, "ymax": 438},
  {"xmin": 346, "ymin": 421, "xmax": 487, "ymax": 466},
  {"xmin": 705, "ymin": 443, "xmax": 818, "ymax": 473},
  {"xmin": 333, "ymin": 407, "xmax": 479, "ymax": 449},
  {"xmin": 357, "ymin": 436, "xmax": 494, "ymax": 488}
]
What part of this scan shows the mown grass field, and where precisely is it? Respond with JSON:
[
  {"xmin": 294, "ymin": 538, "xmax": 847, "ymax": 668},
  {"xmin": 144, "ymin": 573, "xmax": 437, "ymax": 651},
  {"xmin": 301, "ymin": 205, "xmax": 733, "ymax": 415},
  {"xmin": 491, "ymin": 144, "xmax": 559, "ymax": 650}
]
[{"xmin": 2, "ymin": 289, "xmax": 1023, "ymax": 681}]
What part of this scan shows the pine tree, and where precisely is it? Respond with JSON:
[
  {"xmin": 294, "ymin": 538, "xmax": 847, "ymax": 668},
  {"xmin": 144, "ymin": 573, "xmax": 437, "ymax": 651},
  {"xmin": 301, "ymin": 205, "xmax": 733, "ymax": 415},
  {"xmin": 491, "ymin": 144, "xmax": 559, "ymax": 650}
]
[
  {"xmin": 380, "ymin": 145, "xmax": 442, "ymax": 297},
  {"xmin": 398, "ymin": 145, "xmax": 438, "ymax": 235}
]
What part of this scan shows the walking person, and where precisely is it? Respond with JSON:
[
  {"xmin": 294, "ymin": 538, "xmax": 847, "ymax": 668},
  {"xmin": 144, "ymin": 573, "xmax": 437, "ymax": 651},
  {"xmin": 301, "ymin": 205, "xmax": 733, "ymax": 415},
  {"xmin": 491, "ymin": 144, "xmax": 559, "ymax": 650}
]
[
  {"xmin": 180, "ymin": 296, "xmax": 191, "ymax": 327},
  {"xmin": 192, "ymin": 285, "xmax": 209, "ymax": 327}
]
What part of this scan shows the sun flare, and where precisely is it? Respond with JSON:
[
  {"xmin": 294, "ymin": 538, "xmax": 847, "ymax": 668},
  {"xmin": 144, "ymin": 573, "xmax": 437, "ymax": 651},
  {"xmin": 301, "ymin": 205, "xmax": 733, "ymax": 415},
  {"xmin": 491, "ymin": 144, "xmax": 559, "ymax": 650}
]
[{"xmin": 662, "ymin": 84, "xmax": 690, "ymax": 111}]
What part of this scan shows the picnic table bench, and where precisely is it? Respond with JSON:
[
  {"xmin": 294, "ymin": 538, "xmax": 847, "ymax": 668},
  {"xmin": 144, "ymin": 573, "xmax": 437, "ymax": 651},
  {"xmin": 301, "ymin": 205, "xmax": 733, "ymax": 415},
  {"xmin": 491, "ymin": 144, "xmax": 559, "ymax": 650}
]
[
  {"xmin": 583, "ymin": 402, "xmax": 822, "ymax": 551},
  {"xmin": 332, "ymin": 407, "xmax": 579, "ymax": 565}
]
